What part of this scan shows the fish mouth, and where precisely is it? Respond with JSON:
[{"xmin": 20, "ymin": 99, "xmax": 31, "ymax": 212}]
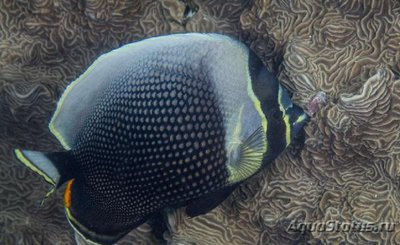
[
  {"xmin": 290, "ymin": 110, "xmax": 308, "ymax": 141},
  {"xmin": 293, "ymin": 112, "xmax": 309, "ymax": 127}
]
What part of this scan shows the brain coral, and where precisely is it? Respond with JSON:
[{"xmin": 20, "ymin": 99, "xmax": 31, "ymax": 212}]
[{"xmin": 1, "ymin": 0, "xmax": 400, "ymax": 244}]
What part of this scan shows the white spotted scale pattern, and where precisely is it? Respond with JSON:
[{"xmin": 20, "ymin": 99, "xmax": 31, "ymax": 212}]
[{"xmin": 72, "ymin": 45, "xmax": 228, "ymax": 226}]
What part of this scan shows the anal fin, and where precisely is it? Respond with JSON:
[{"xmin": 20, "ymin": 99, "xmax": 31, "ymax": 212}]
[
  {"xmin": 186, "ymin": 184, "xmax": 238, "ymax": 218},
  {"xmin": 14, "ymin": 149, "xmax": 76, "ymax": 188}
]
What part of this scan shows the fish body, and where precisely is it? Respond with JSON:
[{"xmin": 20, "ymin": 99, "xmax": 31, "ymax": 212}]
[{"xmin": 14, "ymin": 33, "xmax": 308, "ymax": 244}]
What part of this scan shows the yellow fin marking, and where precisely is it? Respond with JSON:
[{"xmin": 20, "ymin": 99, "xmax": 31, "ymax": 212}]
[
  {"xmin": 278, "ymin": 86, "xmax": 291, "ymax": 145},
  {"xmin": 247, "ymin": 82, "xmax": 267, "ymax": 136},
  {"xmin": 14, "ymin": 149, "xmax": 55, "ymax": 185},
  {"xmin": 49, "ymin": 77, "xmax": 83, "ymax": 150},
  {"xmin": 48, "ymin": 50, "xmax": 117, "ymax": 150},
  {"xmin": 227, "ymin": 56, "xmax": 268, "ymax": 184},
  {"xmin": 40, "ymin": 187, "xmax": 56, "ymax": 207}
]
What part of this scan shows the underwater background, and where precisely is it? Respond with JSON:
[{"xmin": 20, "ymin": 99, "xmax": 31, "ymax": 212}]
[{"xmin": 1, "ymin": 0, "xmax": 400, "ymax": 244}]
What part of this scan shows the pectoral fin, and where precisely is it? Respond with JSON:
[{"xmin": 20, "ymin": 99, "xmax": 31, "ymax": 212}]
[{"xmin": 226, "ymin": 126, "xmax": 266, "ymax": 184}]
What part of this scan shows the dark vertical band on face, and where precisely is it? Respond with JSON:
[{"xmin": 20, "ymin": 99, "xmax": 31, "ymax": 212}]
[{"xmin": 247, "ymin": 50, "xmax": 288, "ymax": 163}]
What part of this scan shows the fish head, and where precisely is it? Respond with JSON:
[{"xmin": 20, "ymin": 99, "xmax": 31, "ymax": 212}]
[{"xmin": 276, "ymin": 84, "xmax": 309, "ymax": 145}]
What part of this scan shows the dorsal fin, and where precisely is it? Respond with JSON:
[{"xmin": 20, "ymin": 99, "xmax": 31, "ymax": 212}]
[
  {"xmin": 48, "ymin": 33, "xmax": 229, "ymax": 150},
  {"xmin": 14, "ymin": 149, "xmax": 76, "ymax": 188},
  {"xmin": 48, "ymin": 47, "xmax": 133, "ymax": 150}
]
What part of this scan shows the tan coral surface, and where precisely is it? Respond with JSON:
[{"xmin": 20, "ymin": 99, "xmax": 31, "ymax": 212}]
[{"xmin": 1, "ymin": 0, "xmax": 400, "ymax": 244}]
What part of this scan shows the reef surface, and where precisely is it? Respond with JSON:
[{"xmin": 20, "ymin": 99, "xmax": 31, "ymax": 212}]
[{"xmin": 1, "ymin": 0, "xmax": 400, "ymax": 244}]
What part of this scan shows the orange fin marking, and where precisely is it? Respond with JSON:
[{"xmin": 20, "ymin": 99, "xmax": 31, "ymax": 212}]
[{"xmin": 64, "ymin": 179, "xmax": 74, "ymax": 208}]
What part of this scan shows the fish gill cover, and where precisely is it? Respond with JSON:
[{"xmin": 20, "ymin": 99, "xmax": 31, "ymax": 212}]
[{"xmin": 0, "ymin": 0, "xmax": 400, "ymax": 244}]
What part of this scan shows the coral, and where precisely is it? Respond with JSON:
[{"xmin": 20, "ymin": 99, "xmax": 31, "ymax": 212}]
[
  {"xmin": 168, "ymin": 0, "xmax": 400, "ymax": 244},
  {"xmin": 1, "ymin": 0, "xmax": 400, "ymax": 244}
]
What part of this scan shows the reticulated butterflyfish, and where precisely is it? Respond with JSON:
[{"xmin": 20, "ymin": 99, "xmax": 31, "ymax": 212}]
[{"xmin": 14, "ymin": 33, "xmax": 308, "ymax": 244}]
